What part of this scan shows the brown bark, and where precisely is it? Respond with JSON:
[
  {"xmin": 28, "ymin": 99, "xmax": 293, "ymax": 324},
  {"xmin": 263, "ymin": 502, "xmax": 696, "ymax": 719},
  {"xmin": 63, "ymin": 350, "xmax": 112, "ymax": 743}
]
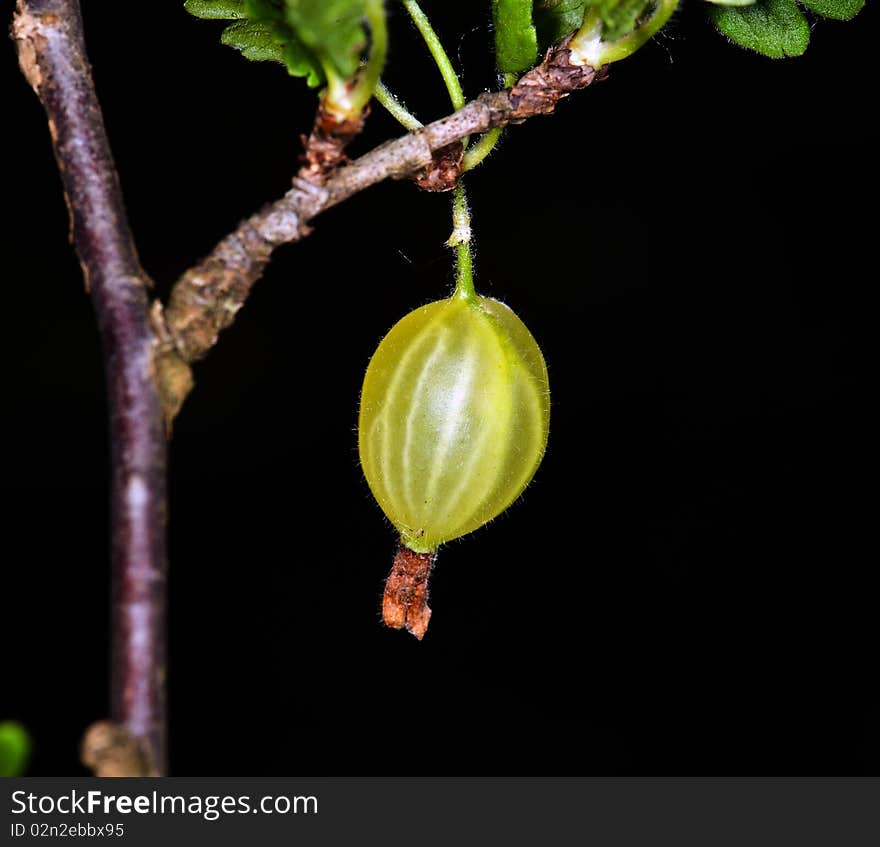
[
  {"xmin": 163, "ymin": 178, "xmax": 327, "ymax": 363},
  {"xmin": 13, "ymin": 0, "xmax": 174, "ymax": 774}
]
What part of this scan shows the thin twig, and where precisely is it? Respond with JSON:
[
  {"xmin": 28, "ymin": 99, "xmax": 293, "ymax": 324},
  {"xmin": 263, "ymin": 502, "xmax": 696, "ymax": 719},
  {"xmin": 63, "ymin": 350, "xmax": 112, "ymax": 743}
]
[
  {"xmin": 12, "ymin": 0, "xmax": 179, "ymax": 775},
  {"xmin": 165, "ymin": 44, "xmax": 604, "ymax": 371}
]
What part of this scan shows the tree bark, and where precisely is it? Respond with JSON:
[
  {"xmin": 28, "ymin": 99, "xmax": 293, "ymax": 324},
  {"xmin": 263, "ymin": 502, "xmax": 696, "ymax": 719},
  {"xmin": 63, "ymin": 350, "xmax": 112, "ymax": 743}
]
[{"xmin": 13, "ymin": 0, "xmax": 175, "ymax": 774}]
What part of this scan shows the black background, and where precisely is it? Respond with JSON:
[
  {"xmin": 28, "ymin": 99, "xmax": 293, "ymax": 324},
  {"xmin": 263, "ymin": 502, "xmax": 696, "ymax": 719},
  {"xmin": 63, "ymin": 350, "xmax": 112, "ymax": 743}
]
[{"xmin": 3, "ymin": 2, "xmax": 877, "ymax": 775}]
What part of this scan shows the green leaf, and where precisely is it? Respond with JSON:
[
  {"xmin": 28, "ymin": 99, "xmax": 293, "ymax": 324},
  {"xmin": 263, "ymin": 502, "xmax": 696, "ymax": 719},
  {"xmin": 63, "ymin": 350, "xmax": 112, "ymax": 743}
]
[
  {"xmin": 492, "ymin": 0, "xmax": 540, "ymax": 73},
  {"xmin": 704, "ymin": 0, "xmax": 757, "ymax": 6},
  {"xmin": 592, "ymin": 0, "xmax": 655, "ymax": 41},
  {"xmin": 245, "ymin": 0, "xmax": 285, "ymax": 20},
  {"xmin": 282, "ymin": 37, "xmax": 324, "ymax": 87},
  {"xmin": 798, "ymin": 0, "xmax": 864, "ymax": 19},
  {"xmin": 220, "ymin": 19, "xmax": 287, "ymax": 62},
  {"xmin": 284, "ymin": 0, "xmax": 368, "ymax": 81},
  {"xmin": 187, "ymin": 0, "xmax": 371, "ymax": 88},
  {"xmin": 709, "ymin": 0, "xmax": 810, "ymax": 57},
  {"xmin": 217, "ymin": 14, "xmax": 325, "ymax": 87},
  {"xmin": 0, "ymin": 722, "xmax": 31, "ymax": 777},
  {"xmin": 184, "ymin": 0, "xmax": 246, "ymax": 18},
  {"xmin": 535, "ymin": 0, "xmax": 587, "ymax": 48}
]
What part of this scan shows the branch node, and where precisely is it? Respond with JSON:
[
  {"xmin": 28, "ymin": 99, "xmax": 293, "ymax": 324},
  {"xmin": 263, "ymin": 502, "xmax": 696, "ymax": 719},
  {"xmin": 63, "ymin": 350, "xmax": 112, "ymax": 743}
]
[
  {"xmin": 149, "ymin": 302, "xmax": 195, "ymax": 431},
  {"xmin": 81, "ymin": 721, "xmax": 157, "ymax": 777},
  {"xmin": 508, "ymin": 44, "xmax": 604, "ymax": 121},
  {"xmin": 298, "ymin": 96, "xmax": 368, "ymax": 184}
]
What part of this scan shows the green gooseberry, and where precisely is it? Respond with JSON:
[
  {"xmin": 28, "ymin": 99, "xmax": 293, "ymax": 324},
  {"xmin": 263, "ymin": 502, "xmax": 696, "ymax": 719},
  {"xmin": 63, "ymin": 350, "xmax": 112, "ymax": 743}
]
[{"xmin": 359, "ymin": 292, "xmax": 550, "ymax": 554}]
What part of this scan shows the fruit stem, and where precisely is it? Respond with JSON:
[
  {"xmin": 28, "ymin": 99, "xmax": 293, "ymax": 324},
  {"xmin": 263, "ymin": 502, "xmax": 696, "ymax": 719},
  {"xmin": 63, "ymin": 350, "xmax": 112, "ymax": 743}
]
[
  {"xmin": 449, "ymin": 183, "xmax": 477, "ymax": 302},
  {"xmin": 400, "ymin": 0, "xmax": 478, "ymax": 302}
]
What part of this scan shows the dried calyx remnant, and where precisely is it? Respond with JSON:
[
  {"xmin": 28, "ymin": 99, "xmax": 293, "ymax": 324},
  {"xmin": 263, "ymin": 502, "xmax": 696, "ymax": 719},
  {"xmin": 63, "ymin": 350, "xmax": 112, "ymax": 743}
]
[{"xmin": 383, "ymin": 547, "xmax": 436, "ymax": 640}]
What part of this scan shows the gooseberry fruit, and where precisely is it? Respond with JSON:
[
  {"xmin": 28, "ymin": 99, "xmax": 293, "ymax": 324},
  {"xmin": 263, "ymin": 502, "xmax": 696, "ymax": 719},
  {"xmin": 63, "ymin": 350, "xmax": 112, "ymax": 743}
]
[{"xmin": 359, "ymin": 291, "xmax": 550, "ymax": 636}]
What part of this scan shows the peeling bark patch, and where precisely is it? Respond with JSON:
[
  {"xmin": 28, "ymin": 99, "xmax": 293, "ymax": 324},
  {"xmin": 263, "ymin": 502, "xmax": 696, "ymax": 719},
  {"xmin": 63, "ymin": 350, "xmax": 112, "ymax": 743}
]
[
  {"xmin": 164, "ymin": 180, "xmax": 326, "ymax": 365},
  {"xmin": 81, "ymin": 721, "xmax": 156, "ymax": 777},
  {"xmin": 148, "ymin": 301, "xmax": 195, "ymax": 429},
  {"xmin": 382, "ymin": 545, "xmax": 436, "ymax": 640},
  {"xmin": 12, "ymin": 4, "xmax": 45, "ymax": 93},
  {"xmin": 508, "ymin": 46, "xmax": 604, "ymax": 121}
]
